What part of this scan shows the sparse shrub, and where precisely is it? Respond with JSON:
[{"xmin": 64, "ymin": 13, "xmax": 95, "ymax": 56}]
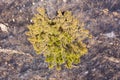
[{"xmin": 26, "ymin": 8, "xmax": 91, "ymax": 70}]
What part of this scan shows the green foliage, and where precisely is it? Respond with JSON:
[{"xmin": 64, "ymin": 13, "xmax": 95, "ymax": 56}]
[{"xmin": 26, "ymin": 8, "xmax": 91, "ymax": 70}]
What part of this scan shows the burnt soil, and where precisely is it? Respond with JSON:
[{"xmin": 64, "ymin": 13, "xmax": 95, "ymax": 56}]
[{"xmin": 0, "ymin": 0, "xmax": 120, "ymax": 80}]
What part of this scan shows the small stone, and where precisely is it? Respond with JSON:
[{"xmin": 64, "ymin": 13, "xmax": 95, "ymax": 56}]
[
  {"xmin": 5, "ymin": 61, "xmax": 8, "ymax": 65},
  {"xmin": 84, "ymin": 71, "xmax": 88, "ymax": 75},
  {"xmin": 12, "ymin": 19, "xmax": 15, "ymax": 22},
  {"xmin": 0, "ymin": 23, "xmax": 8, "ymax": 32},
  {"xmin": 32, "ymin": 2, "xmax": 35, "ymax": 5},
  {"xmin": 23, "ymin": 5, "xmax": 25, "ymax": 7},
  {"xmin": 19, "ymin": 9, "xmax": 22, "ymax": 13},
  {"xmin": 63, "ymin": 0, "xmax": 67, "ymax": 3},
  {"xmin": 30, "ymin": 19, "xmax": 33, "ymax": 23},
  {"xmin": 109, "ymin": 42, "xmax": 113, "ymax": 45},
  {"xmin": 103, "ymin": 31, "xmax": 116, "ymax": 38}
]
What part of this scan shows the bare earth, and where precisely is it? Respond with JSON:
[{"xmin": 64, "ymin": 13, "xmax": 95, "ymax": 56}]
[{"xmin": 0, "ymin": 0, "xmax": 120, "ymax": 80}]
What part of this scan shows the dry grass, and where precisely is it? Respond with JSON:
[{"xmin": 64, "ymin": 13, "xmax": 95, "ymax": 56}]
[{"xmin": 0, "ymin": 48, "xmax": 33, "ymax": 58}]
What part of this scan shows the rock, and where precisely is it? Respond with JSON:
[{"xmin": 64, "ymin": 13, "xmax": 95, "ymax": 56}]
[{"xmin": 0, "ymin": 23, "xmax": 8, "ymax": 32}]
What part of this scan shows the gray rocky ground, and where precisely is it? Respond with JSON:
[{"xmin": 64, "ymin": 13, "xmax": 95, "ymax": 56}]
[{"xmin": 0, "ymin": 0, "xmax": 120, "ymax": 80}]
